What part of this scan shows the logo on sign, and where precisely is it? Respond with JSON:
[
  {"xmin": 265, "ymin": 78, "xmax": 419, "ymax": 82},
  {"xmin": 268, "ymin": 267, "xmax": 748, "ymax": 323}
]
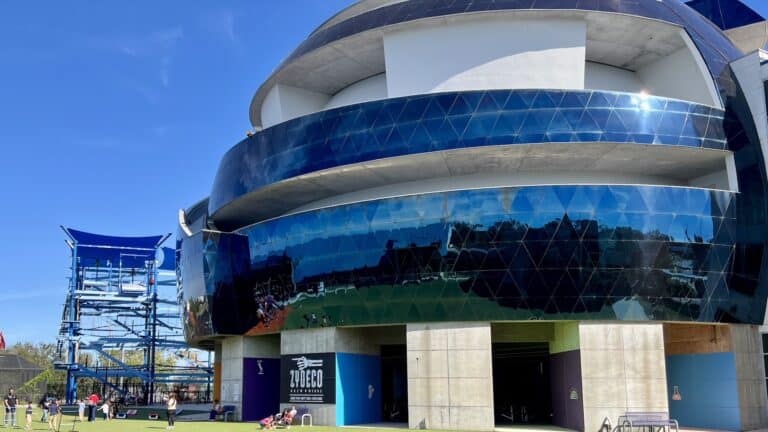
[
  {"xmin": 289, "ymin": 357, "xmax": 324, "ymax": 393},
  {"xmin": 257, "ymin": 359, "xmax": 264, "ymax": 375},
  {"xmin": 281, "ymin": 353, "xmax": 335, "ymax": 404}
]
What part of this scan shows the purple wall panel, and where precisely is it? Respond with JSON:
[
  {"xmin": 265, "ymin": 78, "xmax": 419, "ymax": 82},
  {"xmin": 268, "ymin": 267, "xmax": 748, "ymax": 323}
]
[
  {"xmin": 242, "ymin": 358, "xmax": 280, "ymax": 422},
  {"xmin": 550, "ymin": 350, "xmax": 584, "ymax": 431}
]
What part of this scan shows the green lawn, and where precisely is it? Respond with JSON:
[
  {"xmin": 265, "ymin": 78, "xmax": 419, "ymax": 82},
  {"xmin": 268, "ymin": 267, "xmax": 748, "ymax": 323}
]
[{"xmin": 3, "ymin": 409, "xmax": 446, "ymax": 432}]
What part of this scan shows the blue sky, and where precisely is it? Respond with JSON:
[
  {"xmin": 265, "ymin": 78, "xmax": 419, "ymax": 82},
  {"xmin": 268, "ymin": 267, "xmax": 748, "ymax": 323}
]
[
  {"xmin": 0, "ymin": 0, "xmax": 767, "ymax": 346},
  {"xmin": 0, "ymin": 0, "xmax": 355, "ymax": 345}
]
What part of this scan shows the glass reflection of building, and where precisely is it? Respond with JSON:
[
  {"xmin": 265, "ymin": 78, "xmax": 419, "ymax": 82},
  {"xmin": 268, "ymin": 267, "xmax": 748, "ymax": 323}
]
[{"xmin": 177, "ymin": 1, "xmax": 768, "ymax": 430}]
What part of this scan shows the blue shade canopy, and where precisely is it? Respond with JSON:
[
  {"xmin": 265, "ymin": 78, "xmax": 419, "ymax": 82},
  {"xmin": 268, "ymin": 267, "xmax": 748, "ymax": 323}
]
[
  {"xmin": 686, "ymin": 0, "xmax": 765, "ymax": 30},
  {"xmin": 65, "ymin": 228, "xmax": 171, "ymax": 269}
]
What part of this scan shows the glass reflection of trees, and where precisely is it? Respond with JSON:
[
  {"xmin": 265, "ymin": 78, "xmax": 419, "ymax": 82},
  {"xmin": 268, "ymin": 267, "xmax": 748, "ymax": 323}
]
[{"xmin": 232, "ymin": 191, "xmax": 733, "ymax": 333}]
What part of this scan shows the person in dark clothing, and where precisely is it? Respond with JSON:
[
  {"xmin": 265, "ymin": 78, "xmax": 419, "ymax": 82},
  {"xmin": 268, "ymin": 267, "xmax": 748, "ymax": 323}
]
[
  {"xmin": 4, "ymin": 388, "xmax": 17, "ymax": 428},
  {"xmin": 166, "ymin": 393, "xmax": 177, "ymax": 430}
]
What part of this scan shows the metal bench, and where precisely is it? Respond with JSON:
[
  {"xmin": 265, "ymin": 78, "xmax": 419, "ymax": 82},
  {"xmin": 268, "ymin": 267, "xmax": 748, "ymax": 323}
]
[
  {"xmin": 222, "ymin": 405, "xmax": 236, "ymax": 422},
  {"xmin": 56, "ymin": 406, "xmax": 81, "ymax": 432},
  {"xmin": 295, "ymin": 407, "xmax": 312, "ymax": 427},
  {"xmin": 617, "ymin": 412, "xmax": 679, "ymax": 432}
]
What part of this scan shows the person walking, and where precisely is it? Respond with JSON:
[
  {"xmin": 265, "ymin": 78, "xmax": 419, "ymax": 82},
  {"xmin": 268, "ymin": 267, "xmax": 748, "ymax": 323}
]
[
  {"xmin": 39, "ymin": 396, "xmax": 48, "ymax": 422},
  {"xmin": 23, "ymin": 402, "xmax": 32, "ymax": 431},
  {"xmin": 47, "ymin": 399, "xmax": 58, "ymax": 431},
  {"xmin": 77, "ymin": 399, "xmax": 85, "ymax": 423},
  {"xmin": 4, "ymin": 388, "xmax": 17, "ymax": 428},
  {"xmin": 166, "ymin": 393, "xmax": 177, "ymax": 430}
]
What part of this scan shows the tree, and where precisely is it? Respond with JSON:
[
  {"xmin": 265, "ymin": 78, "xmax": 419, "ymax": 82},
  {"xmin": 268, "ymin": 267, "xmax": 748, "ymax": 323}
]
[{"xmin": 8, "ymin": 342, "xmax": 64, "ymax": 401}]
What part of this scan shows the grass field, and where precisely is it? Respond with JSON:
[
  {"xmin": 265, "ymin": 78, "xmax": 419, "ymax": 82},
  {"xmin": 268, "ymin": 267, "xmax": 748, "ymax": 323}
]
[{"xmin": 2, "ymin": 408, "xmax": 446, "ymax": 432}]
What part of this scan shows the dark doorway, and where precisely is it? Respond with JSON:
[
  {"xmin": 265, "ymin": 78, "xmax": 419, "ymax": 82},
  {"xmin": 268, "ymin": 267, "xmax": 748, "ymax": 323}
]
[
  {"xmin": 381, "ymin": 345, "xmax": 408, "ymax": 422},
  {"xmin": 493, "ymin": 343, "xmax": 552, "ymax": 425}
]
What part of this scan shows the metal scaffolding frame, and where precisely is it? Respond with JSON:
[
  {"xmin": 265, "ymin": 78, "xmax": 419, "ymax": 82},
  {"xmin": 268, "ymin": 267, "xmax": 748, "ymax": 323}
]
[{"xmin": 55, "ymin": 227, "xmax": 212, "ymax": 404}]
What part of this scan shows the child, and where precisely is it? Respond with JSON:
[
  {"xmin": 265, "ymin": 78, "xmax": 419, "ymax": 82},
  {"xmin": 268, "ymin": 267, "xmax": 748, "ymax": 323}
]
[
  {"xmin": 101, "ymin": 400, "xmax": 110, "ymax": 421},
  {"xmin": 78, "ymin": 399, "xmax": 85, "ymax": 423},
  {"xmin": 24, "ymin": 402, "xmax": 32, "ymax": 431}
]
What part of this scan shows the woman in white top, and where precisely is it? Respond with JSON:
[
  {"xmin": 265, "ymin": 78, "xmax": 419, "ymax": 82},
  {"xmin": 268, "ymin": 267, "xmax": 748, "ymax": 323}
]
[{"xmin": 166, "ymin": 394, "xmax": 177, "ymax": 430}]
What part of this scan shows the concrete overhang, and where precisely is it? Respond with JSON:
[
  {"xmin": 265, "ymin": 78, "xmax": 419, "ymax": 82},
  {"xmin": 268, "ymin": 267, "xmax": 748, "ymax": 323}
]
[
  {"xmin": 725, "ymin": 20, "xmax": 768, "ymax": 54},
  {"xmin": 211, "ymin": 143, "xmax": 731, "ymax": 232},
  {"xmin": 249, "ymin": 10, "xmax": 689, "ymax": 128}
]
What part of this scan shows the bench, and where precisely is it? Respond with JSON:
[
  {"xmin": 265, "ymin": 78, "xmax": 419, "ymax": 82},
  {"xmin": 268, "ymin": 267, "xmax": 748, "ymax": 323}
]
[
  {"xmin": 56, "ymin": 406, "xmax": 81, "ymax": 432},
  {"xmin": 617, "ymin": 412, "xmax": 679, "ymax": 432},
  {"xmin": 222, "ymin": 405, "xmax": 236, "ymax": 422},
  {"xmin": 296, "ymin": 407, "xmax": 312, "ymax": 427}
]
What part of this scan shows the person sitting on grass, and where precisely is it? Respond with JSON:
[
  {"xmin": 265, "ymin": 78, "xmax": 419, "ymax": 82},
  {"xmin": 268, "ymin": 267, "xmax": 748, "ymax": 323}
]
[
  {"xmin": 279, "ymin": 408, "xmax": 296, "ymax": 428},
  {"xmin": 208, "ymin": 399, "xmax": 222, "ymax": 421},
  {"xmin": 259, "ymin": 414, "xmax": 275, "ymax": 430}
]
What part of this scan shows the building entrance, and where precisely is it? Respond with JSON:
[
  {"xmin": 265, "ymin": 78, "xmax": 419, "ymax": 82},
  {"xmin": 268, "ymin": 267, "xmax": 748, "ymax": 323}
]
[
  {"xmin": 492, "ymin": 342, "xmax": 552, "ymax": 425},
  {"xmin": 381, "ymin": 344, "xmax": 408, "ymax": 422}
]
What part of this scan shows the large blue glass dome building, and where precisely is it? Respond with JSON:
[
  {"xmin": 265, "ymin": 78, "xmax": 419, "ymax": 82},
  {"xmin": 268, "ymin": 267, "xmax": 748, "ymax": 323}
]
[{"xmin": 177, "ymin": 0, "xmax": 768, "ymax": 430}]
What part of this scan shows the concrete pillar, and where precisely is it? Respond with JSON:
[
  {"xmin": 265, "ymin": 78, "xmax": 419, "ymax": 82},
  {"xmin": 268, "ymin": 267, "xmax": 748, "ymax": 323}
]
[
  {"xmin": 220, "ymin": 335, "xmax": 280, "ymax": 421},
  {"xmin": 406, "ymin": 322, "xmax": 494, "ymax": 431},
  {"xmin": 732, "ymin": 324, "xmax": 768, "ymax": 429},
  {"xmin": 280, "ymin": 327, "xmax": 379, "ymax": 426},
  {"xmin": 579, "ymin": 323, "xmax": 668, "ymax": 432}
]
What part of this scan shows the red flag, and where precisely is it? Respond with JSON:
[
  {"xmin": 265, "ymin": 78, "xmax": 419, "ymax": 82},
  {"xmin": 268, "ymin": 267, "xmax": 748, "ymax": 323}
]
[{"xmin": 0, "ymin": 331, "xmax": 5, "ymax": 350}]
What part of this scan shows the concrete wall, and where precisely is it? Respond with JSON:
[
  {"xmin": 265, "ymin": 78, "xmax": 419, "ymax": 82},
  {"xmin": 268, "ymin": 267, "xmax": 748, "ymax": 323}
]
[
  {"xmin": 384, "ymin": 17, "xmax": 586, "ymax": 98},
  {"xmin": 261, "ymin": 84, "xmax": 331, "ymax": 129},
  {"xmin": 579, "ymin": 323, "xmax": 668, "ymax": 432},
  {"xmin": 406, "ymin": 322, "xmax": 494, "ymax": 431},
  {"xmin": 220, "ymin": 335, "xmax": 280, "ymax": 421},
  {"xmin": 325, "ymin": 74, "xmax": 388, "ymax": 110},
  {"xmin": 732, "ymin": 324, "xmax": 768, "ymax": 430},
  {"xmin": 584, "ymin": 62, "xmax": 643, "ymax": 93},
  {"xmin": 280, "ymin": 327, "xmax": 379, "ymax": 356},
  {"xmin": 637, "ymin": 42, "xmax": 719, "ymax": 107}
]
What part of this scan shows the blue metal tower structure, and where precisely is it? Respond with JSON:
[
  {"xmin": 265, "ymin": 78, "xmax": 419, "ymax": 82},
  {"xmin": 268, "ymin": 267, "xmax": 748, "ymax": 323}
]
[{"xmin": 56, "ymin": 227, "xmax": 212, "ymax": 404}]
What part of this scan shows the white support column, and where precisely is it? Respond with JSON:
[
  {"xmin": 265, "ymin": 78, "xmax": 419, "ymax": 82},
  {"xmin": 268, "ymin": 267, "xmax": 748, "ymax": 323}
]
[
  {"xmin": 579, "ymin": 323, "xmax": 668, "ymax": 432},
  {"xmin": 406, "ymin": 322, "xmax": 494, "ymax": 431}
]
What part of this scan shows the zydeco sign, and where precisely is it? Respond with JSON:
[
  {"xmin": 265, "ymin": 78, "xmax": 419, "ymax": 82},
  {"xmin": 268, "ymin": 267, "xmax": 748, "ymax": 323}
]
[{"xmin": 280, "ymin": 353, "xmax": 335, "ymax": 404}]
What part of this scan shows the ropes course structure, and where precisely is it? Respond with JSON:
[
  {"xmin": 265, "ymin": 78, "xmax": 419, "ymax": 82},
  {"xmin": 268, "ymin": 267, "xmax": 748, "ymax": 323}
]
[{"xmin": 55, "ymin": 227, "xmax": 212, "ymax": 404}]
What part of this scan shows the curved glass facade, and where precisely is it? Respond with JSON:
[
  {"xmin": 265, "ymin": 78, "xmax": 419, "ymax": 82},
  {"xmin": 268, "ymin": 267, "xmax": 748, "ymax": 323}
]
[
  {"xmin": 211, "ymin": 90, "xmax": 727, "ymax": 215},
  {"xmin": 180, "ymin": 185, "xmax": 745, "ymax": 342},
  {"xmin": 180, "ymin": 1, "xmax": 768, "ymax": 347}
]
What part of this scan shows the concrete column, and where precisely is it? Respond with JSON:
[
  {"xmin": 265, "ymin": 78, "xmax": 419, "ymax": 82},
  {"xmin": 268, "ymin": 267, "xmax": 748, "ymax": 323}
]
[
  {"xmin": 579, "ymin": 323, "xmax": 668, "ymax": 432},
  {"xmin": 220, "ymin": 335, "xmax": 280, "ymax": 421},
  {"xmin": 280, "ymin": 327, "xmax": 379, "ymax": 426},
  {"xmin": 406, "ymin": 322, "xmax": 494, "ymax": 431},
  {"xmin": 732, "ymin": 324, "xmax": 768, "ymax": 429}
]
